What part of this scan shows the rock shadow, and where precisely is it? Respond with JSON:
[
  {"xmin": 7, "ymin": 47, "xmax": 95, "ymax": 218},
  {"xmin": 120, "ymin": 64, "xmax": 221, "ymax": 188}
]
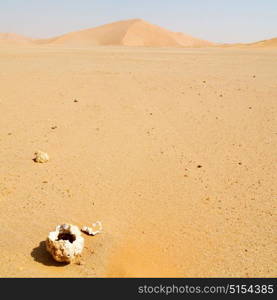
[{"xmin": 31, "ymin": 241, "xmax": 68, "ymax": 267}]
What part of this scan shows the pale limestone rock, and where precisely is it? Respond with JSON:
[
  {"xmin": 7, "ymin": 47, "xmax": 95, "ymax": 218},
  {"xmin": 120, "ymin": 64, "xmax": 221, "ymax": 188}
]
[
  {"xmin": 81, "ymin": 221, "xmax": 102, "ymax": 236},
  {"xmin": 34, "ymin": 151, "xmax": 49, "ymax": 163},
  {"xmin": 46, "ymin": 224, "xmax": 84, "ymax": 263}
]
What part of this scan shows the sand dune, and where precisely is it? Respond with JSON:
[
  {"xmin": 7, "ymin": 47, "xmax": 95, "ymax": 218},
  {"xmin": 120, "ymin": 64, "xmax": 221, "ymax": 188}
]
[
  {"xmin": 0, "ymin": 33, "xmax": 31, "ymax": 41},
  {"xmin": 247, "ymin": 37, "xmax": 277, "ymax": 48},
  {"xmin": 0, "ymin": 33, "xmax": 32, "ymax": 46},
  {"xmin": 219, "ymin": 37, "xmax": 277, "ymax": 48},
  {"xmin": 35, "ymin": 19, "xmax": 213, "ymax": 47},
  {"xmin": 1, "ymin": 20, "xmax": 275, "ymax": 49}
]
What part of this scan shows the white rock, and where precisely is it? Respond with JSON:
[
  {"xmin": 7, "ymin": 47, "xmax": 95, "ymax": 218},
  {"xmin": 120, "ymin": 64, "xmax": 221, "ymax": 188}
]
[
  {"xmin": 81, "ymin": 221, "xmax": 102, "ymax": 236},
  {"xmin": 46, "ymin": 224, "xmax": 84, "ymax": 263},
  {"xmin": 34, "ymin": 151, "xmax": 49, "ymax": 163}
]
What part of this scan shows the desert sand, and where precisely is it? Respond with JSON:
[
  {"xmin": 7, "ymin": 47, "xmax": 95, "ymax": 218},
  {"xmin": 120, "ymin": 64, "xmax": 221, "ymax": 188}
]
[{"xmin": 0, "ymin": 19, "xmax": 276, "ymax": 277}]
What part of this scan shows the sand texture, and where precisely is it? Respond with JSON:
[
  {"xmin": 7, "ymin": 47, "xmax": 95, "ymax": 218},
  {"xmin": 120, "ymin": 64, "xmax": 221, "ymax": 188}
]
[{"xmin": 0, "ymin": 45, "xmax": 276, "ymax": 277}]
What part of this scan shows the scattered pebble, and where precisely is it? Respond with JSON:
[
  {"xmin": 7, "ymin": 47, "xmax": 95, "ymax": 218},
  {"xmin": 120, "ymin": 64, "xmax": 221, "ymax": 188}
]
[
  {"xmin": 197, "ymin": 165, "xmax": 203, "ymax": 168},
  {"xmin": 74, "ymin": 99, "xmax": 78, "ymax": 103},
  {"xmin": 81, "ymin": 221, "xmax": 102, "ymax": 236},
  {"xmin": 51, "ymin": 126, "xmax": 57, "ymax": 130},
  {"xmin": 33, "ymin": 151, "xmax": 49, "ymax": 163}
]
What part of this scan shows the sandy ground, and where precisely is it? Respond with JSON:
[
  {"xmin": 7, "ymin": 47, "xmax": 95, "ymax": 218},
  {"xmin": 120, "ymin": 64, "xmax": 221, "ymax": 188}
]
[{"xmin": 0, "ymin": 46, "xmax": 276, "ymax": 277}]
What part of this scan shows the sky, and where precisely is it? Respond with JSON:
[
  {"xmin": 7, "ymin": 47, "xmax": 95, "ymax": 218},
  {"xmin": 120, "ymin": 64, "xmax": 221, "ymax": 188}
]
[{"xmin": 0, "ymin": 0, "xmax": 276, "ymax": 43}]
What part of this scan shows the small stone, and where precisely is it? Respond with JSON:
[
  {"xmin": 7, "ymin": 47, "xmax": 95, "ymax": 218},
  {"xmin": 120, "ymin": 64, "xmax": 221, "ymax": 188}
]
[
  {"xmin": 33, "ymin": 151, "xmax": 49, "ymax": 163},
  {"xmin": 74, "ymin": 99, "xmax": 78, "ymax": 103},
  {"xmin": 75, "ymin": 260, "xmax": 84, "ymax": 266},
  {"xmin": 81, "ymin": 221, "xmax": 102, "ymax": 236},
  {"xmin": 51, "ymin": 126, "xmax": 57, "ymax": 130}
]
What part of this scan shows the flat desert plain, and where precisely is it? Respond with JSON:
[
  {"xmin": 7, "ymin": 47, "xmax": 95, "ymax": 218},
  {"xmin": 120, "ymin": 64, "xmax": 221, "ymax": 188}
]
[{"xmin": 0, "ymin": 46, "xmax": 276, "ymax": 277}]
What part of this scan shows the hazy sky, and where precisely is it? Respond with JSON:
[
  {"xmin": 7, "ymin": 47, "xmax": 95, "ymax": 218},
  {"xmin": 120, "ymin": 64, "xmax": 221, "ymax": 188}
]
[{"xmin": 0, "ymin": 0, "xmax": 276, "ymax": 43}]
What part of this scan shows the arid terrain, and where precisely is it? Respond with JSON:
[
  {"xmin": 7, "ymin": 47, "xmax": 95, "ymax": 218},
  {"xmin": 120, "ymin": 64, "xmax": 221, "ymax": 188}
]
[{"xmin": 0, "ymin": 23, "xmax": 276, "ymax": 277}]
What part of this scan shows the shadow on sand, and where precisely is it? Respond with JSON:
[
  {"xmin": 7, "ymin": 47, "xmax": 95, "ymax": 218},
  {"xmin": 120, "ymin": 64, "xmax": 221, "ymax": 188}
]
[{"xmin": 31, "ymin": 241, "xmax": 68, "ymax": 267}]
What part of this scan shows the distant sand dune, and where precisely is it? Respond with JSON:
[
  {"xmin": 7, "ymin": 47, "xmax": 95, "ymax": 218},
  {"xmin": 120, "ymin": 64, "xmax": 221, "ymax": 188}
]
[
  {"xmin": 0, "ymin": 33, "xmax": 33, "ymax": 46},
  {"xmin": 34, "ymin": 19, "xmax": 214, "ymax": 47},
  {"xmin": 218, "ymin": 37, "xmax": 277, "ymax": 48},
  {"xmin": 247, "ymin": 37, "xmax": 277, "ymax": 48},
  {"xmin": 1, "ymin": 20, "xmax": 276, "ymax": 48}
]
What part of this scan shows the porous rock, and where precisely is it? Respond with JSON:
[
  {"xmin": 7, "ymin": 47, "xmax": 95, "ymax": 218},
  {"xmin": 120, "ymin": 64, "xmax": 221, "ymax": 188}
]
[{"xmin": 46, "ymin": 224, "xmax": 84, "ymax": 263}]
